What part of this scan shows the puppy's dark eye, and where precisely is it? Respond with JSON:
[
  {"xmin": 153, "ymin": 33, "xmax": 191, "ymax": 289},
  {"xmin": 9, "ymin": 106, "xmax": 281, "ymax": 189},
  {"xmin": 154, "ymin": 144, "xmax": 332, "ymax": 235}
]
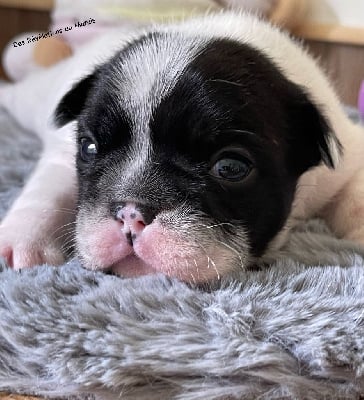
[
  {"xmin": 79, "ymin": 138, "xmax": 98, "ymax": 162},
  {"xmin": 210, "ymin": 155, "xmax": 252, "ymax": 182}
]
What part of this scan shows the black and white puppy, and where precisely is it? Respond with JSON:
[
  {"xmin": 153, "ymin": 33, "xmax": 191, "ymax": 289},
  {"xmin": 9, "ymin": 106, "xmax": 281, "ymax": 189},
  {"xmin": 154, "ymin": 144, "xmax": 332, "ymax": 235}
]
[{"xmin": 1, "ymin": 13, "xmax": 364, "ymax": 283}]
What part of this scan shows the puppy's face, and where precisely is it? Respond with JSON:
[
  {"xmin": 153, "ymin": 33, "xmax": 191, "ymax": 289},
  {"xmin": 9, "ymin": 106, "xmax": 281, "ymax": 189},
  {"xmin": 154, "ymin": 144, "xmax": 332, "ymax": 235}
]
[{"xmin": 55, "ymin": 31, "xmax": 336, "ymax": 283}]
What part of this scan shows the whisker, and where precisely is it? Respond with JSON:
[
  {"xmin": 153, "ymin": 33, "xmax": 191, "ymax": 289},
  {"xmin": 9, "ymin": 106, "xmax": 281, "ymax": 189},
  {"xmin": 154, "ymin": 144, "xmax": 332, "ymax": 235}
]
[
  {"xmin": 54, "ymin": 233, "xmax": 76, "ymax": 246},
  {"xmin": 208, "ymin": 256, "xmax": 220, "ymax": 280},
  {"xmin": 59, "ymin": 234, "xmax": 76, "ymax": 245},
  {"xmin": 216, "ymin": 240, "xmax": 244, "ymax": 271},
  {"xmin": 202, "ymin": 222, "xmax": 236, "ymax": 229},
  {"xmin": 59, "ymin": 232, "xmax": 76, "ymax": 242},
  {"xmin": 60, "ymin": 244, "xmax": 76, "ymax": 255},
  {"xmin": 222, "ymin": 128, "xmax": 256, "ymax": 136},
  {"xmin": 50, "ymin": 223, "xmax": 77, "ymax": 241},
  {"xmin": 198, "ymin": 243, "xmax": 221, "ymax": 281},
  {"xmin": 44, "ymin": 208, "xmax": 77, "ymax": 216},
  {"xmin": 296, "ymin": 184, "xmax": 318, "ymax": 188},
  {"xmin": 55, "ymin": 207, "xmax": 77, "ymax": 212},
  {"xmin": 51, "ymin": 220, "xmax": 77, "ymax": 234},
  {"xmin": 209, "ymin": 78, "xmax": 244, "ymax": 87}
]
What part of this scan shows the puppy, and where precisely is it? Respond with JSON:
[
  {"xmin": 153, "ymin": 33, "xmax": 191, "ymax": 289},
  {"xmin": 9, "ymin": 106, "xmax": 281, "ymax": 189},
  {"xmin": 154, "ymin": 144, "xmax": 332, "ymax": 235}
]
[{"xmin": 1, "ymin": 13, "xmax": 364, "ymax": 283}]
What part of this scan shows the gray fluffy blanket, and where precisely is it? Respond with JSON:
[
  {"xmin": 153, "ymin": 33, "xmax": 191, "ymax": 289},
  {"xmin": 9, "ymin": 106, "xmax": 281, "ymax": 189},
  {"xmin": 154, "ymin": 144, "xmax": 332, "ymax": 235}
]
[{"xmin": 2, "ymin": 106, "xmax": 364, "ymax": 399}]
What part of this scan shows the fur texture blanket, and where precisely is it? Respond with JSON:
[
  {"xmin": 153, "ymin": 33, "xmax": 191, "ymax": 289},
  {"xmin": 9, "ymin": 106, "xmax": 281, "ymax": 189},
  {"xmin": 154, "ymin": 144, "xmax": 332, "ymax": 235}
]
[{"xmin": 1, "ymin": 106, "xmax": 364, "ymax": 399}]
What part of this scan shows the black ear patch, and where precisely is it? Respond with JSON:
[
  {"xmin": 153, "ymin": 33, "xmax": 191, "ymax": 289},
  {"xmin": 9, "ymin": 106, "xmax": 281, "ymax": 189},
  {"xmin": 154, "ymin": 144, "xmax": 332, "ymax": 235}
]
[
  {"xmin": 54, "ymin": 72, "xmax": 97, "ymax": 127},
  {"xmin": 285, "ymin": 90, "xmax": 342, "ymax": 174}
]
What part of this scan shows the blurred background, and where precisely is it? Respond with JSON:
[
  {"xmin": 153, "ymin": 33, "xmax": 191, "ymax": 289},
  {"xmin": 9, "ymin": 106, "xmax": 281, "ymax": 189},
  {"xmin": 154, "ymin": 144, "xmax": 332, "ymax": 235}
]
[{"xmin": 0, "ymin": 0, "xmax": 363, "ymax": 108}]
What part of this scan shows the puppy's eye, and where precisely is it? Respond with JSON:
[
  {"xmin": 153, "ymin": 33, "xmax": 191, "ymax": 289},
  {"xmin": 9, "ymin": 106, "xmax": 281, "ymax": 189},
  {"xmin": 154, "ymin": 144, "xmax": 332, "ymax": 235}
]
[
  {"xmin": 80, "ymin": 138, "xmax": 98, "ymax": 162},
  {"xmin": 210, "ymin": 155, "xmax": 252, "ymax": 182}
]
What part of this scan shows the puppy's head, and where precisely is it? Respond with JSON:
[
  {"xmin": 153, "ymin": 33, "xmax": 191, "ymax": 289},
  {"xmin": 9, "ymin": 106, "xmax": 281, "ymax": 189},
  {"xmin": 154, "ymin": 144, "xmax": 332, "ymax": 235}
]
[{"xmin": 55, "ymin": 30, "xmax": 338, "ymax": 283}]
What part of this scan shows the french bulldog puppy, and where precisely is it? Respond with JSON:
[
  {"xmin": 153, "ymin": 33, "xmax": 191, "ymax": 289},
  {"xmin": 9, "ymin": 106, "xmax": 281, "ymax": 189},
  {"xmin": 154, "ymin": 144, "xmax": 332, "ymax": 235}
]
[{"xmin": 1, "ymin": 13, "xmax": 364, "ymax": 283}]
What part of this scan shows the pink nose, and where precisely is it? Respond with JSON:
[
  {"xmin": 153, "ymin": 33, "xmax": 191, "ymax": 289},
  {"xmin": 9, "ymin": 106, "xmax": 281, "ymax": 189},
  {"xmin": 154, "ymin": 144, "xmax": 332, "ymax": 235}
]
[{"xmin": 116, "ymin": 203, "xmax": 146, "ymax": 245}]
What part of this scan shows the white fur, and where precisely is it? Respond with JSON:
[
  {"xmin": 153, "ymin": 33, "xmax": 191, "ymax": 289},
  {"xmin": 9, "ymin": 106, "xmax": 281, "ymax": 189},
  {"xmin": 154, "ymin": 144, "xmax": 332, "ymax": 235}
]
[
  {"xmin": 1, "ymin": 12, "xmax": 364, "ymax": 269},
  {"xmin": 112, "ymin": 32, "xmax": 207, "ymax": 185}
]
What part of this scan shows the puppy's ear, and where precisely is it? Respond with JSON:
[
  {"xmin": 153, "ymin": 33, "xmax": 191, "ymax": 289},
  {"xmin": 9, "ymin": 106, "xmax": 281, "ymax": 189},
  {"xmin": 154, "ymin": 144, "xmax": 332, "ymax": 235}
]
[
  {"xmin": 54, "ymin": 72, "xmax": 96, "ymax": 127},
  {"xmin": 286, "ymin": 91, "xmax": 342, "ymax": 174}
]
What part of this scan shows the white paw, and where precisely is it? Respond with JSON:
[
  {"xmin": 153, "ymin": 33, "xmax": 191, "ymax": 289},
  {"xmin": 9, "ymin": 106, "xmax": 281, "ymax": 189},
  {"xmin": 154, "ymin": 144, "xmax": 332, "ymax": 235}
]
[{"xmin": 0, "ymin": 208, "xmax": 74, "ymax": 269}]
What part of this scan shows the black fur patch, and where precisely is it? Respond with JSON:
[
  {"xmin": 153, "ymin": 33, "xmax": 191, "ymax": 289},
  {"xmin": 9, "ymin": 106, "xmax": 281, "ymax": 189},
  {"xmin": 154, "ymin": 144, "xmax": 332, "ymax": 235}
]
[
  {"xmin": 150, "ymin": 38, "xmax": 335, "ymax": 255},
  {"xmin": 54, "ymin": 73, "xmax": 97, "ymax": 127}
]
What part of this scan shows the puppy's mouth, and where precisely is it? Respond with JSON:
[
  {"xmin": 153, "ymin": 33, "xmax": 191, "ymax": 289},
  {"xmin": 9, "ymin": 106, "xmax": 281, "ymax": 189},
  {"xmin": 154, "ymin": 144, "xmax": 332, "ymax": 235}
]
[
  {"xmin": 110, "ymin": 252, "xmax": 158, "ymax": 277},
  {"xmin": 77, "ymin": 215, "xmax": 247, "ymax": 282}
]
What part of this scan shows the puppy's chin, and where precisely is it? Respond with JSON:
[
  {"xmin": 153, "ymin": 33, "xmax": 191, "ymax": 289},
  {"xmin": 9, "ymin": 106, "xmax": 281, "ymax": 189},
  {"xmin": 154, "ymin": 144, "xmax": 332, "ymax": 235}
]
[
  {"xmin": 76, "ymin": 215, "xmax": 248, "ymax": 283},
  {"xmin": 110, "ymin": 255, "xmax": 158, "ymax": 278}
]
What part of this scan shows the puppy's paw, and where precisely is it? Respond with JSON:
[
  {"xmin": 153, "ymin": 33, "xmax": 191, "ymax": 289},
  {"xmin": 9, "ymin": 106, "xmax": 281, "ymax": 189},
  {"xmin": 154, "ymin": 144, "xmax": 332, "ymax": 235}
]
[
  {"xmin": 0, "ymin": 240, "xmax": 65, "ymax": 270},
  {"xmin": 0, "ymin": 208, "xmax": 73, "ymax": 269}
]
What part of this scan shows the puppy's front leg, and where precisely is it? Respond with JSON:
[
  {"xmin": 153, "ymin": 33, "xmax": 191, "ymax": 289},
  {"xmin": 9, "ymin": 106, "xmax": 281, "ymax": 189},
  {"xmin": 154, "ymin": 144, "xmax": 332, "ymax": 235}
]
[{"xmin": 0, "ymin": 131, "xmax": 77, "ymax": 269}]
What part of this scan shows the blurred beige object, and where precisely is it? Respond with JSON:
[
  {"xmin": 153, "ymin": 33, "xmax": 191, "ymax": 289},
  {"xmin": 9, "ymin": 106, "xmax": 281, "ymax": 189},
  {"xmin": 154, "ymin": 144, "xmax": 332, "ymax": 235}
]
[
  {"xmin": 293, "ymin": 23, "xmax": 364, "ymax": 46},
  {"xmin": 33, "ymin": 36, "xmax": 73, "ymax": 67},
  {"xmin": 269, "ymin": 0, "xmax": 308, "ymax": 30},
  {"xmin": 53, "ymin": 0, "xmax": 220, "ymax": 21},
  {"xmin": 0, "ymin": 393, "xmax": 43, "ymax": 400},
  {"xmin": 0, "ymin": 0, "xmax": 53, "ymax": 11}
]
